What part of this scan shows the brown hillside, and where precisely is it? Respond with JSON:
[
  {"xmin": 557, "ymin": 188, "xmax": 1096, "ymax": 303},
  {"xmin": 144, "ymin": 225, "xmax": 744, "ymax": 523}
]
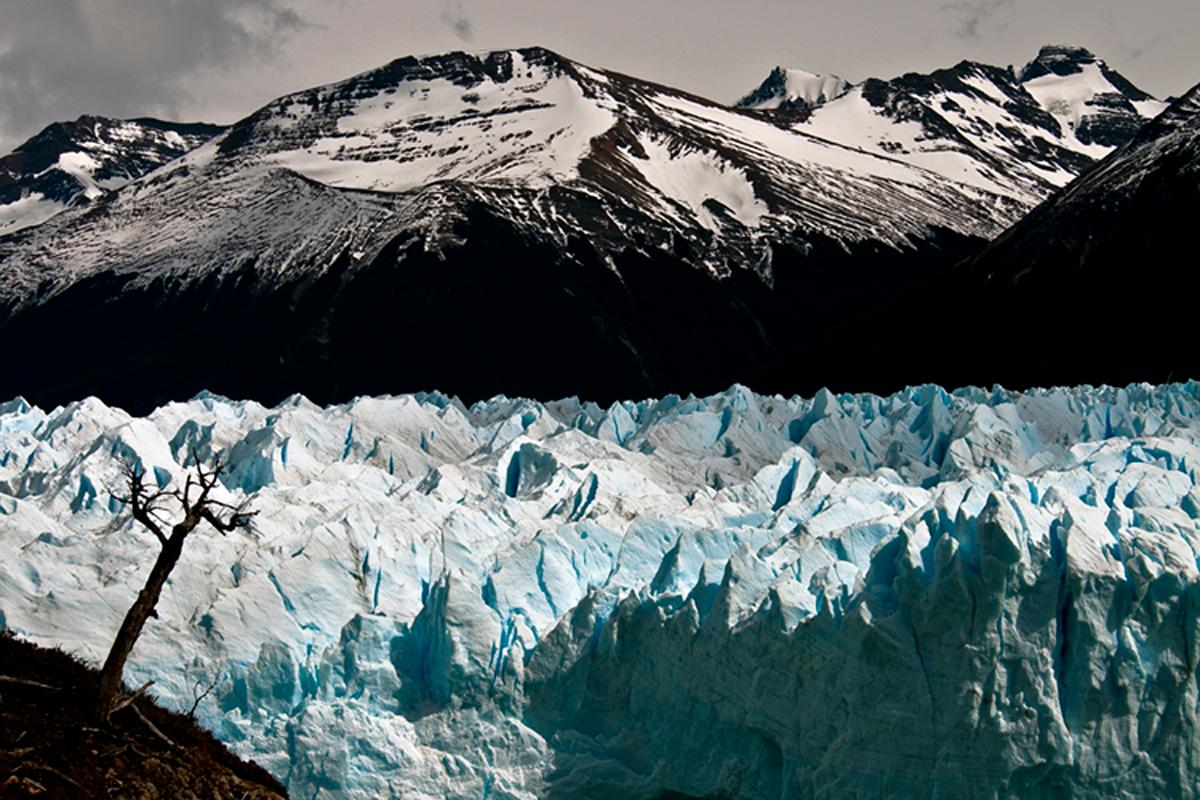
[{"xmin": 0, "ymin": 632, "xmax": 286, "ymax": 799}]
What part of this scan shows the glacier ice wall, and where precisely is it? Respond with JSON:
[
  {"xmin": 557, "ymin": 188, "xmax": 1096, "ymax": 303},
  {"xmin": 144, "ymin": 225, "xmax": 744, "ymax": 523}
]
[{"xmin": 1, "ymin": 383, "xmax": 1199, "ymax": 798}]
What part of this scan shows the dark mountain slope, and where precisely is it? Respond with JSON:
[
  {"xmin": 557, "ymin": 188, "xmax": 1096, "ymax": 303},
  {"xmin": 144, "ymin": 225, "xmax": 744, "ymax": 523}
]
[
  {"xmin": 0, "ymin": 196, "xmax": 980, "ymax": 413},
  {"xmin": 954, "ymin": 83, "xmax": 1200, "ymax": 388}
]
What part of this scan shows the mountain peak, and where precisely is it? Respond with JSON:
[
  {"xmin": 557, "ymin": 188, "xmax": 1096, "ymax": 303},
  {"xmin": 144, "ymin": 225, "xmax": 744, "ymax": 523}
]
[
  {"xmin": 1012, "ymin": 44, "xmax": 1160, "ymax": 146},
  {"xmin": 1018, "ymin": 44, "xmax": 1098, "ymax": 81},
  {"xmin": 0, "ymin": 115, "xmax": 223, "ymax": 236},
  {"xmin": 1172, "ymin": 81, "xmax": 1200, "ymax": 120},
  {"xmin": 1015, "ymin": 44, "xmax": 1156, "ymax": 105},
  {"xmin": 362, "ymin": 46, "xmax": 574, "ymax": 91},
  {"xmin": 735, "ymin": 67, "xmax": 850, "ymax": 111}
]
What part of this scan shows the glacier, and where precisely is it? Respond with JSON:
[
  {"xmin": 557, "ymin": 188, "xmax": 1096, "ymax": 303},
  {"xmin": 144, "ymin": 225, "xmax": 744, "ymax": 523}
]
[{"xmin": 1, "ymin": 383, "xmax": 1199, "ymax": 798}]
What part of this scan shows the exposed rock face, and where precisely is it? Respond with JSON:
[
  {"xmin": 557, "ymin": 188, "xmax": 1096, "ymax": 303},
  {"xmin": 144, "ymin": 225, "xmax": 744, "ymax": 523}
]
[{"xmin": 1, "ymin": 382, "xmax": 1199, "ymax": 798}]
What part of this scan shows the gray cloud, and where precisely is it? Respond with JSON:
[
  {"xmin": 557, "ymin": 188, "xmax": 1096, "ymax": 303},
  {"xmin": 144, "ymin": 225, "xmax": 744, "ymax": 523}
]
[
  {"xmin": 440, "ymin": 1, "xmax": 474, "ymax": 42},
  {"xmin": 943, "ymin": 0, "xmax": 1015, "ymax": 41},
  {"xmin": 1113, "ymin": 33, "xmax": 1169, "ymax": 63},
  {"xmin": 0, "ymin": 0, "xmax": 304, "ymax": 151}
]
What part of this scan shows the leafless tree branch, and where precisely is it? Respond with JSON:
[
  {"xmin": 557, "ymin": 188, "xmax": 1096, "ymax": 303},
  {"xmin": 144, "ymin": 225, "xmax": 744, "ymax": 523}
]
[
  {"xmin": 98, "ymin": 454, "xmax": 255, "ymax": 714},
  {"xmin": 187, "ymin": 672, "xmax": 221, "ymax": 718}
]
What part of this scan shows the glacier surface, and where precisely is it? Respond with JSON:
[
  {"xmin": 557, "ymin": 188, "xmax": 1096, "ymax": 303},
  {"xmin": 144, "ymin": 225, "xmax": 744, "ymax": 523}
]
[{"xmin": 1, "ymin": 383, "xmax": 1200, "ymax": 798}]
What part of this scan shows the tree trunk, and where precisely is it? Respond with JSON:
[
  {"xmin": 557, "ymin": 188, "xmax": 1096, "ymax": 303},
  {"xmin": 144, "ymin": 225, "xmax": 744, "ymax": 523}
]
[{"xmin": 97, "ymin": 526, "xmax": 188, "ymax": 713}]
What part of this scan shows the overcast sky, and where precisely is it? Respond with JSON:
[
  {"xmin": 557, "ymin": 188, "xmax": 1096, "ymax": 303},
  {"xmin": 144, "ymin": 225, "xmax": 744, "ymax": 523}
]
[{"xmin": 1, "ymin": 0, "xmax": 1197, "ymax": 153}]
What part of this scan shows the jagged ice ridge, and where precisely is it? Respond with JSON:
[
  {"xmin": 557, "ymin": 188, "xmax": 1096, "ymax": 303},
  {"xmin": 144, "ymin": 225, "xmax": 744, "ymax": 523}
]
[{"xmin": 1, "ymin": 383, "xmax": 1200, "ymax": 798}]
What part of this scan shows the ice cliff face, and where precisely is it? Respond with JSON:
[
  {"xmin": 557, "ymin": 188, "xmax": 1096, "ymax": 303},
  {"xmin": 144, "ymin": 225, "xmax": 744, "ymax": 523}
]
[{"xmin": 2, "ymin": 384, "xmax": 1200, "ymax": 797}]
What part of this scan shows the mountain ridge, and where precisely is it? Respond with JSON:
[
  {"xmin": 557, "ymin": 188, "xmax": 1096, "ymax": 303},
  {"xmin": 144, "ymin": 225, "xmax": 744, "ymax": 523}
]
[
  {"xmin": 737, "ymin": 44, "xmax": 1166, "ymax": 203},
  {"xmin": 0, "ymin": 46, "xmax": 1021, "ymax": 304},
  {"xmin": 0, "ymin": 45, "xmax": 1027, "ymax": 413}
]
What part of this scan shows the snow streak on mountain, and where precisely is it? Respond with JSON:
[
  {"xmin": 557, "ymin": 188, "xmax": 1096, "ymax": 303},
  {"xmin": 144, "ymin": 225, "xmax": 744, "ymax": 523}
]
[
  {"xmin": 0, "ymin": 116, "xmax": 223, "ymax": 235},
  {"xmin": 2, "ymin": 383, "xmax": 1199, "ymax": 798}
]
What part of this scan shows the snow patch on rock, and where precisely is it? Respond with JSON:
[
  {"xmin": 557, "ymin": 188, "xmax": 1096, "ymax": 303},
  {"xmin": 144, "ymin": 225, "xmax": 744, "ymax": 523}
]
[{"xmin": 635, "ymin": 137, "xmax": 769, "ymax": 230}]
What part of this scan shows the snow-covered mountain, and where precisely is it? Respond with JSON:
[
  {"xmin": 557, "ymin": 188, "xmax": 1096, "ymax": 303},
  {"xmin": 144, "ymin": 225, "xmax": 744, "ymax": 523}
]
[
  {"xmin": 1017, "ymin": 45, "xmax": 1164, "ymax": 146},
  {"xmin": 0, "ymin": 47, "xmax": 1016, "ymax": 298},
  {"xmin": 0, "ymin": 47, "xmax": 1024, "ymax": 414},
  {"xmin": 2, "ymin": 382, "xmax": 1199, "ymax": 798},
  {"xmin": 0, "ymin": 46, "xmax": 1185, "ymax": 414},
  {"xmin": 0, "ymin": 116, "xmax": 223, "ymax": 235},
  {"xmin": 739, "ymin": 45, "xmax": 1166, "ymax": 203}
]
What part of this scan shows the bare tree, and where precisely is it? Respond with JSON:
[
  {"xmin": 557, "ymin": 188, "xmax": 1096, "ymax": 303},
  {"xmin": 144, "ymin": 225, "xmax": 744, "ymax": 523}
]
[
  {"xmin": 187, "ymin": 670, "xmax": 222, "ymax": 718},
  {"xmin": 98, "ymin": 455, "xmax": 255, "ymax": 714}
]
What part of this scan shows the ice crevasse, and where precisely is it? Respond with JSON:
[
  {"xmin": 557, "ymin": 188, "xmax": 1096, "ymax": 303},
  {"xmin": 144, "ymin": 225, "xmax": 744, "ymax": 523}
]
[{"xmin": 1, "ymin": 383, "xmax": 1199, "ymax": 798}]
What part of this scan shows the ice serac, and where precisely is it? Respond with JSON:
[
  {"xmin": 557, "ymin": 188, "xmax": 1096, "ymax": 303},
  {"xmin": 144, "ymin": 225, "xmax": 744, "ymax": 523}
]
[
  {"xmin": 0, "ymin": 47, "xmax": 1022, "ymax": 413},
  {"xmin": 2, "ymin": 382, "xmax": 1200, "ymax": 798},
  {"xmin": 0, "ymin": 115, "xmax": 223, "ymax": 235}
]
